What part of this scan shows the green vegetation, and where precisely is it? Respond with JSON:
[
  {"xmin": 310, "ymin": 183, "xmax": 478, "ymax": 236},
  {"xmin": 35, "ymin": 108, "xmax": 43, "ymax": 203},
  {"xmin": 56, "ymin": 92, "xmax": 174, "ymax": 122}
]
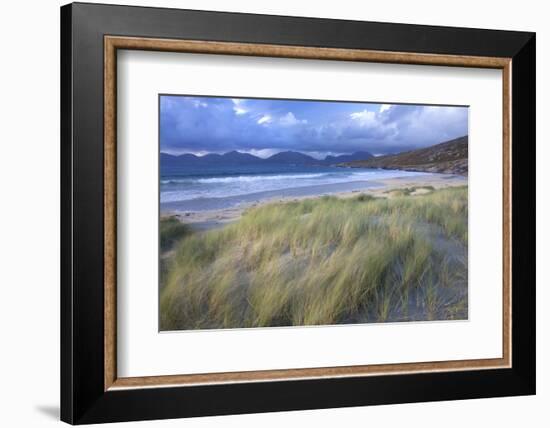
[
  {"xmin": 160, "ymin": 216, "xmax": 191, "ymax": 252},
  {"xmin": 160, "ymin": 186, "xmax": 468, "ymax": 330},
  {"xmin": 384, "ymin": 185, "xmax": 436, "ymax": 196}
]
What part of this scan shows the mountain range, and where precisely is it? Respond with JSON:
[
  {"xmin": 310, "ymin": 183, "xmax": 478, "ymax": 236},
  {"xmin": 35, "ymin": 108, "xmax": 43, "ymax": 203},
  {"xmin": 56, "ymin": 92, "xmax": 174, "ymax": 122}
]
[
  {"xmin": 160, "ymin": 150, "xmax": 374, "ymax": 167},
  {"xmin": 340, "ymin": 136, "xmax": 468, "ymax": 175}
]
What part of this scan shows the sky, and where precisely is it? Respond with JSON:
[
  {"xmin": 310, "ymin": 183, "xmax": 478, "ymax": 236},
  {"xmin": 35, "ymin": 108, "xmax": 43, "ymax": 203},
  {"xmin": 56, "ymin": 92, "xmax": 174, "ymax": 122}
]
[{"xmin": 160, "ymin": 95, "xmax": 468, "ymax": 158}]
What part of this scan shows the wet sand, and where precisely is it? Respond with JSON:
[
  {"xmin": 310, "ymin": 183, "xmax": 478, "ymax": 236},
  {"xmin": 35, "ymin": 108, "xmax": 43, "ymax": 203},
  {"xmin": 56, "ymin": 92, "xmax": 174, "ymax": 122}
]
[{"xmin": 162, "ymin": 173, "xmax": 467, "ymax": 231}]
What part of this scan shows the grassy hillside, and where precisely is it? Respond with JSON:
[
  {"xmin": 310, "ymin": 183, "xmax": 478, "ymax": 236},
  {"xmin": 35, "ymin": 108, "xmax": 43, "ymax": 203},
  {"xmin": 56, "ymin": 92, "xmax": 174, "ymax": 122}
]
[
  {"xmin": 341, "ymin": 136, "xmax": 468, "ymax": 175},
  {"xmin": 160, "ymin": 186, "xmax": 468, "ymax": 330}
]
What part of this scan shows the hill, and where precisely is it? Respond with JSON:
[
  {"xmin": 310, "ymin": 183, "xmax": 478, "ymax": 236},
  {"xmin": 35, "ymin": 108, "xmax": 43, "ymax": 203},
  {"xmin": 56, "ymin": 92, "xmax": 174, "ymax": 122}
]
[
  {"xmin": 340, "ymin": 136, "xmax": 468, "ymax": 175},
  {"xmin": 160, "ymin": 150, "xmax": 374, "ymax": 167},
  {"xmin": 324, "ymin": 151, "xmax": 373, "ymax": 164},
  {"xmin": 264, "ymin": 151, "xmax": 318, "ymax": 164},
  {"xmin": 160, "ymin": 151, "xmax": 260, "ymax": 166}
]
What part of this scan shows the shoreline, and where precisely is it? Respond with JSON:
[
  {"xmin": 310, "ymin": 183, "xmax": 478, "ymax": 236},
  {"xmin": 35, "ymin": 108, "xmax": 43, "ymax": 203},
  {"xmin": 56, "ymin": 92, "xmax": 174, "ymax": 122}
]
[{"xmin": 162, "ymin": 173, "xmax": 467, "ymax": 231}]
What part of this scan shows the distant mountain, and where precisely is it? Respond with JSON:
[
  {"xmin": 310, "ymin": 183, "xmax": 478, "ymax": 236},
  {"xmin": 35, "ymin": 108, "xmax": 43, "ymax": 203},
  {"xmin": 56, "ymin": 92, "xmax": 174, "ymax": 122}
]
[
  {"xmin": 201, "ymin": 153, "xmax": 223, "ymax": 162},
  {"xmin": 160, "ymin": 152, "xmax": 198, "ymax": 166},
  {"xmin": 160, "ymin": 149, "xmax": 375, "ymax": 167},
  {"xmin": 262, "ymin": 150, "xmax": 373, "ymax": 165},
  {"xmin": 340, "ymin": 136, "xmax": 468, "ymax": 175},
  {"xmin": 221, "ymin": 151, "xmax": 261, "ymax": 164},
  {"xmin": 323, "ymin": 151, "xmax": 373, "ymax": 164},
  {"xmin": 161, "ymin": 151, "xmax": 260, "ymax": 166},
  {"xmin": 263, "ymin": 151, "xmax": 318, "ymax": 164}
]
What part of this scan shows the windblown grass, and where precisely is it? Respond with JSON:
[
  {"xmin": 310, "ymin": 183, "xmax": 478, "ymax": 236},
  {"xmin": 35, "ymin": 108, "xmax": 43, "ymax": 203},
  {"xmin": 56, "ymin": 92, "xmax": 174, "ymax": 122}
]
[
  {"xmin": 160, "ymin": 186, "xmax": 468, "ymax": 330},
  {"xmin": 160, "ymin": 217, "xmax": 191, "ymax": 252}
]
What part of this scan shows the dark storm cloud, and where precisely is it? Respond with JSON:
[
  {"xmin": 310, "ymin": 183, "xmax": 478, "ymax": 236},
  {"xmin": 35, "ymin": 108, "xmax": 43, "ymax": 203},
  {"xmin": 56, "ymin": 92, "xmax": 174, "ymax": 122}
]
[{"xmin": 160, "ymin": 96, "xmax": 468, "ymax": 156}]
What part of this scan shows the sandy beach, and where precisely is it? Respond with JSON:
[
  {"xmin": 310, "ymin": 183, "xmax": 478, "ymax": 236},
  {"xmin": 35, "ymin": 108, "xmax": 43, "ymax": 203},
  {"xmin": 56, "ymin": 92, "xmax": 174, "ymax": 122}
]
[
  {"xmin": 162, "ymin": 173, "xmax": 467, "ymax": 231},
  {"xmin": 158, "ymin": 96, "xmax": 470, "ymax": 330}
]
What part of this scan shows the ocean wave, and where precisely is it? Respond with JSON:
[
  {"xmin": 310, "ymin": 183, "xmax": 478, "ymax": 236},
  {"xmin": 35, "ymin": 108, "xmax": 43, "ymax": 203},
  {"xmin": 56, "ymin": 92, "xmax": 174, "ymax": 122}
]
[
  {"xmin": 160, "ymin": 169, "xmax": 428, "ymax": 203},
  {"xmin": 196, "ymin": 173, "xmax": 328, "ymax": 184},
  {"xmin": 161, "ymin": 173, "xmax": 329, "ymax": 185}
]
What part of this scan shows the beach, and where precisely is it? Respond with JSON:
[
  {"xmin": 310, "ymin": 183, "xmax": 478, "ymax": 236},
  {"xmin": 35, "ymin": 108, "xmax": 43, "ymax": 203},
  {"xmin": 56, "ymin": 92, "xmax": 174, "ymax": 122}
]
[
  {"xmin": 160, "ymin": 178, "xmax": 468, "ymax": 329},
  {"xmin": 157, "ymin": 96, "xmax": 470, "ymax": 330},
  {"xmin": 161, "ymin": 173, "xmax": 467, "ymax": 231}
]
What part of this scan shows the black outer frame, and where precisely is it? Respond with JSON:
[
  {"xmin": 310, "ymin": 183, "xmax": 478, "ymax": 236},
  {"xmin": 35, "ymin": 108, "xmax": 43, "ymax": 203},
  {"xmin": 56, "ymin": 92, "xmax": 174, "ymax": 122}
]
[{"xmin": 60, "ymin": 2, "xmax": 535, "ymax": 424}]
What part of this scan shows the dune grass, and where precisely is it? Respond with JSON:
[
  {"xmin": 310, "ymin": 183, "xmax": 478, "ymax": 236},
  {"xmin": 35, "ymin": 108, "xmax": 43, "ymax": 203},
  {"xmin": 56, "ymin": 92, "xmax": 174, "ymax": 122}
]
[
  {"xmin": 160, "ymin": 186, "xmax": 468, "ymax": 330},
  {"xmin": 160, "ymin": 217, "xmax": 191, "ymax": 252}
]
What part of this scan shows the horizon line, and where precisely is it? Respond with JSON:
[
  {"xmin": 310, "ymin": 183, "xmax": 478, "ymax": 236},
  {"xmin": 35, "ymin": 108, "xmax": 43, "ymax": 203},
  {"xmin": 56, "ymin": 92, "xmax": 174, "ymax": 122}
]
[{"xmin": 160, "ymin": 134, "xmax": 468, "ymax": 159}]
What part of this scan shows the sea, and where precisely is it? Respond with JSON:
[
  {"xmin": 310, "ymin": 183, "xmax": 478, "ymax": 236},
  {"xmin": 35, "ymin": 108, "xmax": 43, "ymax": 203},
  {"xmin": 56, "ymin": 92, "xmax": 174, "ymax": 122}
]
[{"xmin": 160, "ymin": 164, "xmax": 429, "ymax": 213}]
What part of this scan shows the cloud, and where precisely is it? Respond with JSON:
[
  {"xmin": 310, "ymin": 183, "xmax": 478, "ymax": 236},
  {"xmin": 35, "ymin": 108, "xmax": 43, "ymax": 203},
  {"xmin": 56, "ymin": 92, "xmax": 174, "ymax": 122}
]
[
  {"xmin": 160, "ymin": 96, "xmax": 468, "ymax": 155},
  {"xmin": 232, "ymin": 98, "xmax": 248, "ymax": 115},
  {"xmin": 243, "ymin": 148, "xmax": 280, "ymax": 158},
  {"xmin": 280, "ymin": 112, "xmax": 307, "ymax": 126},
  {"xmin": 257, "ymin": 115, "xmax": 272, "ymax": 125},
  {"xmin": 350, "ymin": 109, "xmax": 377, "ymax": 126},
  {"xmin": 192, "ymin": 99, "xmax": 208, "ymax": 108}
]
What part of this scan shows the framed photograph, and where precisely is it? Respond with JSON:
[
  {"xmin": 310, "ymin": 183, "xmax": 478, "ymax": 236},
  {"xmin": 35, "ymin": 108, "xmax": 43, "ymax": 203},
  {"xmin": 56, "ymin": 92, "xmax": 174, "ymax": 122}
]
[{"xmin": 60, "ymin": 2, "xmax": 535, "ymax": 424}]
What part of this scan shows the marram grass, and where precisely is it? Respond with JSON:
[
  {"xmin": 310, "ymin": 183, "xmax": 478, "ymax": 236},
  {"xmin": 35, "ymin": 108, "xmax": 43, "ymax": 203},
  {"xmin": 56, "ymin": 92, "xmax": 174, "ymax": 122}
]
[{"xmin": 160, "ymin": 186, "xmax": 468, "ymax": 330}]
